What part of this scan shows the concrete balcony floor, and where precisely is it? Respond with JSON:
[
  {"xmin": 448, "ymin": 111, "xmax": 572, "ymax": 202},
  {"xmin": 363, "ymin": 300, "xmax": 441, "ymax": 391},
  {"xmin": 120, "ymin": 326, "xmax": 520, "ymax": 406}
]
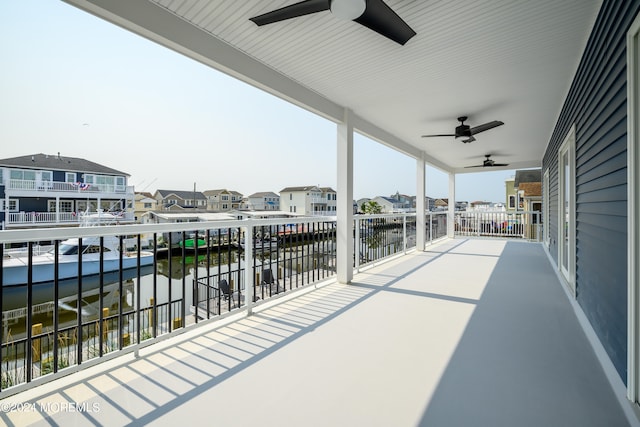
[{"xmin": 1, "ymin": 239, "xmax": 632, "ymax": 426}]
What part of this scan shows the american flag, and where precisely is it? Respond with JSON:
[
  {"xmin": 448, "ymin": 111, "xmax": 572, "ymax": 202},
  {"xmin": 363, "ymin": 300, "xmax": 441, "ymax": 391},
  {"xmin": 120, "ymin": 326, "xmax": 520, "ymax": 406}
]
[{"xmin": 74, "ymin": 182, "xmax": 91, "ymax": 190}]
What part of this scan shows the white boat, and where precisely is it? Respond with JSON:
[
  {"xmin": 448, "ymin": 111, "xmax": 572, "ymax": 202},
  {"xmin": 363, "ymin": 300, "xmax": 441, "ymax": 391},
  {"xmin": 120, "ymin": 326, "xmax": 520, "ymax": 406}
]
[{"xmin": 2, "ymin": 236, "xmax": 154, "ymax": 286}]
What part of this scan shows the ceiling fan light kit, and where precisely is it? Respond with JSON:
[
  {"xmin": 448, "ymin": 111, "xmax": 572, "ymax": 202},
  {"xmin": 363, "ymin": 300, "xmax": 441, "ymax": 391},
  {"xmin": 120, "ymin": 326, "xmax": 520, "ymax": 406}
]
[{"xmin": 331, "ymin": 0, "xmax": 366, "ymax": 20}]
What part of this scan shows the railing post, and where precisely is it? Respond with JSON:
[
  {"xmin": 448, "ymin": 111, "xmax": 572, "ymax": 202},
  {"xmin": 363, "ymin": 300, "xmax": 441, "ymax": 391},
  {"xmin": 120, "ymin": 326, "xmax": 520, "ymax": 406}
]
[
  {"xmin": 429, "ymin": 213, "xmax": 433, "ymax": 244},
  {"xmin": 403, "ymin": 215, "xmax": 407, "ymax": 254},
  {"xmin": 354, "ymin": 216, "xmax": 360, "ymax": 272},
  {"xmin": 245, "ymin": 222, "xmax": 254, "ymax": 315}
]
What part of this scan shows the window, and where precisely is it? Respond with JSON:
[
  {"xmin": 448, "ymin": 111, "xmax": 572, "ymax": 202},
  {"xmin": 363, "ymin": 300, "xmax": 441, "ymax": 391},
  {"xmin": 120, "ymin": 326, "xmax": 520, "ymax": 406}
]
[
  {"xmin": 532, "ymin": 202, "xmax": 542, "ymax": 224},
  {"xmin": 558, "ymin": 126, "xmax": 576, "ymax": 294},
  {"xmin": 508, "ymin": 195, "xmax": 516, "ymax": 209},
  {"xmin": 10, "ymin": 169, "xmax": 36, "ymax": 181},
  {"xmin": 222, "ymin": 195, "xmax": 229, "ymax": 201},
  {"xmin": 48, "ymin": 200, "xmax": 74, "ymax": 212},
  {"xmin": 0, "ymin": 199, "xmax": 18, "ymax": 211},
  {"xmin": 66, "ymin": 172, "xmax": 76, "ymax": 183},
  {"xmin": 144, "ymin": 202, "xmax": 152, "ymax": 209},
  {"xmin": 0, "ymin": 168, "xmax": 3, "ymax": 185},
  {"xmin": 518, "ymin": 190, "xmax": 525, "ymax": 210},
  {"xmin": 222, "ymin": 204, "xmax": 228, "ymax": 210}
]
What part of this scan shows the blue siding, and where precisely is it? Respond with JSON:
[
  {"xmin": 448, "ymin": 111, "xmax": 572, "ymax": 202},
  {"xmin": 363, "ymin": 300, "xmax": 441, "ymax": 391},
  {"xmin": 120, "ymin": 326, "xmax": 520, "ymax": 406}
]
[
  {"xmin": 53, "ymin": 170, "xmax": 71, "ymax": 182},
  {"xmin": 542, "ymin": 0, "xmax": 640, "ymax": 382}
]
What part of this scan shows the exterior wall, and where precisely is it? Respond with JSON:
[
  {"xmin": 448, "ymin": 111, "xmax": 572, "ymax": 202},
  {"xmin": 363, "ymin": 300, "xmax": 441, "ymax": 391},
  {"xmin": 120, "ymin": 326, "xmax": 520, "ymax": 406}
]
[{"xmin": 542, "ymin": 0, "xmax": 640, "ymax": 382}]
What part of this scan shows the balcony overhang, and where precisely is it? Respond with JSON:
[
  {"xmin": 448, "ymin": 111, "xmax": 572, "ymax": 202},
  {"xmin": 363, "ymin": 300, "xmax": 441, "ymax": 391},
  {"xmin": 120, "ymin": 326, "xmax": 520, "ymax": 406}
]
[{"xmin": 62, "ymin": 0, "xmax": 602, "ymax": 172}]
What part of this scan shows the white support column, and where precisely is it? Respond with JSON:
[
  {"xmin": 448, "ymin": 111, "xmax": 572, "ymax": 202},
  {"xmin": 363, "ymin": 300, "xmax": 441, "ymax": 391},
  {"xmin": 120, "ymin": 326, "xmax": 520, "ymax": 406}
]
[
  {"xmin": 416, "ymin": 156, "xmax": 426, "ymax": 251},
  {"xmin": 448, "ymin": 172, "xmax": 456, "ymax": 238},
  {"xmin": 337, "ymin": 109, "xmax": 354, "ymax": 284}
]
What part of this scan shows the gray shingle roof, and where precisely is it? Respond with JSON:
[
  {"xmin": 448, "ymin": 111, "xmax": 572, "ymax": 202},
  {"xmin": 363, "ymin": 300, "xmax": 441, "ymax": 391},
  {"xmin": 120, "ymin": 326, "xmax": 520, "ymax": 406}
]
[
  {"xmin": 249, "ymin": 192, "xmax": 279, "ymax": 198},
  {"xmin": 280, "ymin": 186, "xmax": 320, "ymax": 192},
  {"xmin": 515, "ymin": 169, "xmax": 542, "ymax": 186},
  {"xmin": 155, "ymin": 189, "xmax": 207, "ymax": 200},
  {"xmin": 0, "ymin": 153, "xmax": 128, "ymax": 176}
]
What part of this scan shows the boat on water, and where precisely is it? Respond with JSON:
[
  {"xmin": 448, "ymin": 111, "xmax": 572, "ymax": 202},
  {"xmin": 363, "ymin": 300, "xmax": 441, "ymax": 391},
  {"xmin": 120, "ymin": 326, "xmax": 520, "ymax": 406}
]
[{"xmin": 2, "ymin": 235, "xmax": 154, "ymax": 286}]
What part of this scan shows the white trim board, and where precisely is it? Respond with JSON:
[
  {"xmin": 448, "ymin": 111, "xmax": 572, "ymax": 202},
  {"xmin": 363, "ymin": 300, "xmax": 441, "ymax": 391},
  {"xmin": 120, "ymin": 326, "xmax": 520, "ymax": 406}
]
[{"xmin": 627, "ymin": 10, "xmax": 640, "ymax": 407}]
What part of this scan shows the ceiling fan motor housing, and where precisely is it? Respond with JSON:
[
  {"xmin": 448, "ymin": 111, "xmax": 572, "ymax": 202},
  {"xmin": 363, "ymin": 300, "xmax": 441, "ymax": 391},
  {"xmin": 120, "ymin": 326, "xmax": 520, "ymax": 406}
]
[{"xmin": 455, "ymin": 124, "xmax": 471, "ymax": 139}]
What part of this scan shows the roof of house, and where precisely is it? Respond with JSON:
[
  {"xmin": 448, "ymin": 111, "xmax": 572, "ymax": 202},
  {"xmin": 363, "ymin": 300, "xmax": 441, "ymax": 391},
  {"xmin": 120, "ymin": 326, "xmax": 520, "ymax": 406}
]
[
  {"xmin": 515, "ymin": 169, "xmax": 542, "ymax": 187},
  {"xmin": 280, "ymin": 186, "xmax": 320, "ymax": 192},
  {"xmin": 319, "ymin": 187, "xmax": 336, "ymax": 193},
  {"xmin": 202, "ymin": 189, "xmax": 243, "ymax": 197},
  {"xmin": 248, "ymin": 192, "xmax": 279, "ymax": 198},
  {"xmin": 136, "ymin": 191, "xmax": 154, "ymax": 199},
  {"xmin": 0, "ymin": 153, "xmax": 128, "ymax": 176},
  {"xmin": 519, "ymin": 182, "xmax": 542, "ymax": 197},
  {"xmin": 155, "ymin": 189, "xmax": 207, "ymax": 200}
]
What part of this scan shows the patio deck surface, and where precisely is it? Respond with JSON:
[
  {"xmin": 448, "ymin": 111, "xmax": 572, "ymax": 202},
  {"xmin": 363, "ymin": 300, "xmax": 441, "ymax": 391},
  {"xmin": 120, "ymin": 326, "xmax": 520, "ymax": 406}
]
[{"xmin": 0, "ymin": 239, "xmax": 633, "ymax": 426}]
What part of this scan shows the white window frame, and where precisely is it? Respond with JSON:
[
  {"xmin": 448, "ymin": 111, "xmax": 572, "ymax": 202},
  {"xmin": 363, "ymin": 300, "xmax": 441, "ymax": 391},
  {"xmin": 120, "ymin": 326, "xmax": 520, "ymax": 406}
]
[
  {"xmin": 543, "ymin": 168, "xmax": 550, "ymax": 247},
  {"xmin": 1, "ymin": 199, "xmax": 19, "ymax": 212},
  {"xmin": 66, "ymin": 172, "xmax": 76, "ymax": 183},
  {"xmin": 48, "ymin": 200, "xmax": 74, "ymax": 212},
  {"xmin": 558, "ymin": 125, "xmax": 576, "ymax": 295},
  {"xmin": 627, "ymin": 11, "xmax": 640, "ymax": 404}
]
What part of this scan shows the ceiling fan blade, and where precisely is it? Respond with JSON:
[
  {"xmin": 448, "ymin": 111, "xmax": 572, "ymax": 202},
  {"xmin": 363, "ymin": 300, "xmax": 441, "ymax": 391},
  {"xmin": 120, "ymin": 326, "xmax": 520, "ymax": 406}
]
[
  {"xmin": 469, "ymin": 120, "xmax": 504, "ymax": 135},
  {"xmin": 353, "ymin": 0, "xmax": 416, "ymax": 45},
  {"xmin": 492, "ymin": 163, "xmax": 510, "ymax": 167},
  {"xmin": 462, "ymin": 136, "xmax": 476, "ymax": 143},
  {"xmin": 464, "ymin": 165, "xmax": 484, "ymax": 168},
  {"xmin": 421, "ymin": 134, "xmax": 455, "ymax": 138},
  {"xmin": 250, "ymin": 0, "xmax": 330, "ymax": 26}
]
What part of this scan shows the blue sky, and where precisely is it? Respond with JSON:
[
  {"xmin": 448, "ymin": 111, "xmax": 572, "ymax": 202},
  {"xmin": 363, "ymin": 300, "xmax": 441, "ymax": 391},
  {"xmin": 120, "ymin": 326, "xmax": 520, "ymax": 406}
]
[{"xmin": 0, "ymin": 1, "xmax": 515, "ymax": 202}]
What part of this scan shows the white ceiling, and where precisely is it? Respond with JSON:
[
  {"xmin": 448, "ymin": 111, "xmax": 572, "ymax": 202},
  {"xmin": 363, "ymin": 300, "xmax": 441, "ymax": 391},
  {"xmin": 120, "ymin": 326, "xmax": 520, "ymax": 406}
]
[{"xmin": 65, "ymin": 0, "xmax": 602, "ymax": 173}]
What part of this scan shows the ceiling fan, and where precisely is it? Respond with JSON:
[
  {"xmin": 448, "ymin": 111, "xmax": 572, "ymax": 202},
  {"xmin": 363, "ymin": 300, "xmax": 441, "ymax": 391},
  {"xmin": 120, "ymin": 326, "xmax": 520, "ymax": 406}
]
[
  {"xmin": 249, "ymin": 0, "xmax": 416, "ymax": 46},
  {"xmin": 465, "ymin": 154, "xmax": 510, "ymax": 168},
  {"xmin": 422, "ymin": 116, "xmax": 504, "ymax": 143}
]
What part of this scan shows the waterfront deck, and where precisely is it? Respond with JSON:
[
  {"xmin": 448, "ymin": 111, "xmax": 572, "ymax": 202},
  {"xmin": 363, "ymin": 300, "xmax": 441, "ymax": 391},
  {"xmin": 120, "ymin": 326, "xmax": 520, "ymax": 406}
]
[{"xmin": 0, "ymin": 239, "xmax": 632, "ymax": 426}]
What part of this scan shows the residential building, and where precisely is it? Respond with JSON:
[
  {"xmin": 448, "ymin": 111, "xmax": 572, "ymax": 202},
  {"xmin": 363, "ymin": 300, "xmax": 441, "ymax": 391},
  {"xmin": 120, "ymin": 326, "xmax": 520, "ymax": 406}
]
[
  {"xmin": 280, "ymin": 186, "xmax": 333, "ymax": 216},
  {"xmin": 433, "ymin": 198, "xmax": 448, "ymax": 211},
  {"xmin": 154, "ymin": 189, "xmax": 208, "ymax": 211},
  {"xmin": 372, "ymin": 195, "xmax": 411, "ymax": 213},
  {"xmin": 514, "ymin": 169, "xmax": 542, "ymax": 212},
  {"xmin": 469, "ymin": 201, "xmax": 492, "ymax": 211},
  {"xmin": 203, "ymin": 189, "xmax": 243, "ymax": 211},
  {"xmin": 320, "ymin": 187, "xmax": 337, "ymax": 214},
  {"xmin": 246, "ymin": 191, "xmax": 280, "ymax": 211},
  {"xmin": 356, "ymin": 198, "xmax": 370, "ymax": 213},
  {"xmin": 133, "ymin": 191, "xmax": 157, "ymax": 220},
  {"xmin": 0, "ymin": 153, "xmax": 134, "ymax": 228}
]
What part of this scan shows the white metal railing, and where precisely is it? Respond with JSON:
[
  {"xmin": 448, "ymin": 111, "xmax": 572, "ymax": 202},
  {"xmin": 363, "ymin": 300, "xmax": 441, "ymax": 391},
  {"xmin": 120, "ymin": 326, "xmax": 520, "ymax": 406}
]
[
  {"xmin": 0, "ymin": 211, "xmax": 469, "ymax": 395},
  {"xmin": 6, "ymin": 211, "xmax": 135, "ymax": 226},
  {"xmin": 7, "ymin": 179, "xmax": 132, "ymax": 194},
  {"xmin": 454, "ymin": 210, "xmax": 542, "ymax": 241}
]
